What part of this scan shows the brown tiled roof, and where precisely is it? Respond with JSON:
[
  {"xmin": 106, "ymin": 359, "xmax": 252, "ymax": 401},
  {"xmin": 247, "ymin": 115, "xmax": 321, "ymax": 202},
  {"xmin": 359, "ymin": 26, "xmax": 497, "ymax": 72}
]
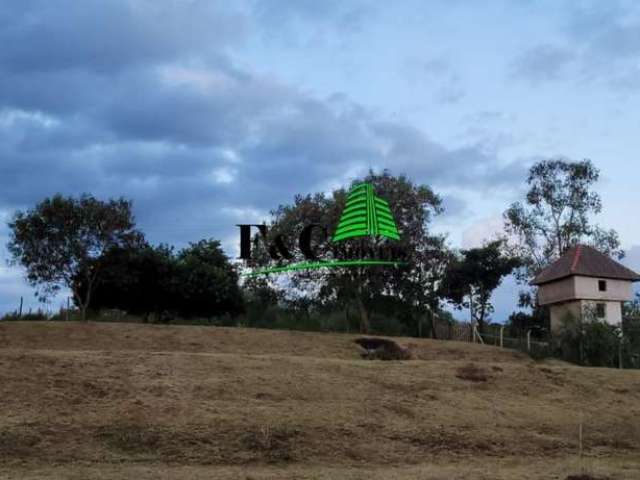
[{"xmin": 531, "ymin": 244, "xmax": 640, "ymax": 285}]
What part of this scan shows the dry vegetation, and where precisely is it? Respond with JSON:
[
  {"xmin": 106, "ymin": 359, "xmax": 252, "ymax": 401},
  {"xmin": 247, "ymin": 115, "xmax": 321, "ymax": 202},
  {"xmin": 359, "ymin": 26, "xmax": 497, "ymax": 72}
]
[{"xmin": 1, "ymin": 321, "xmax": 639, "ymax": 479}]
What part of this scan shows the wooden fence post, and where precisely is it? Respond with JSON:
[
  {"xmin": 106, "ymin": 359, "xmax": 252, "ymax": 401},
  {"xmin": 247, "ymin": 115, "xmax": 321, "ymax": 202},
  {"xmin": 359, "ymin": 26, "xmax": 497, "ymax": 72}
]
[{"xmin": 500, "ymin": 325, "xmax": 505, "ymax": 348}]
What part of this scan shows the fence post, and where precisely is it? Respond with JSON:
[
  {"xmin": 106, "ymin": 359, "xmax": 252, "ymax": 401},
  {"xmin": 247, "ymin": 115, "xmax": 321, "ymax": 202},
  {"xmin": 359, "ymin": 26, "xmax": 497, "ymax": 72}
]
[
  {"xmin": 500, "ymin": 326, "xmax": 504, "ymax": 348},
  {"xmin": 526, "ymin": 330, "xmax": 532, "ymax": 352},
  {"xmin": 473, "ymin": 325, "xmax": 484, "ymax": 344},
  {"xmin": 619, "ymin": 337, "xmax": 623, "ymax": 369},
  {"xmin": 18, "ymin": 297, "xmax": 23, "ymax": 318}
]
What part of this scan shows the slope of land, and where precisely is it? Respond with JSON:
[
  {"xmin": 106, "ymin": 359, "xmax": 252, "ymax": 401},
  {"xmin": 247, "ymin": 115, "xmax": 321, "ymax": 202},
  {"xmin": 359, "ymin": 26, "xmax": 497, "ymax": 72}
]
[{"xmin": 0, "ymin": 321, "xmax": 639, "ymax": 479}]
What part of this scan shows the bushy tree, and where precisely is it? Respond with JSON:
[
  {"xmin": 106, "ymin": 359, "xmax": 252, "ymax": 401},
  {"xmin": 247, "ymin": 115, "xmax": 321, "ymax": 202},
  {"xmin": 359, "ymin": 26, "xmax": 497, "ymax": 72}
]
[
  {"xmin": 504, "ymin": 159, "xmax": 622, "ymax": 307},
  {"xmin": 624, "ymin": 293, "xmax": 640, "ymax": 318},
  {"xmin": 505, "ymin": 309, "xmax": 548, "ymax": 339},
  {"xmin": 7, "ymin": 194, "xmax": 141, "ymax": 321},
  {"xmin": 176, "ymin": 239, "xmax": 244, "ymax": 319},
  {"xmin": 395, "ymin": 233, "xmax": 454, "ymax": 337},
  {"xmin": 74, "ymin": 242, "xmax": 177, "ymax": 321},
  {"xmin": 253, "ymin": 170, "xmax": 443, "ymax": 333},
  {"xmin": 440, "ymin": 240, "xmax": 520, "ymax": 332},
  {"xmin": 81, "ymin": 238, "xmax": 244, "ymax": 321},
  {"xmin": 554, "ymin": 310, "xmax": 622, "ymax": 367}
]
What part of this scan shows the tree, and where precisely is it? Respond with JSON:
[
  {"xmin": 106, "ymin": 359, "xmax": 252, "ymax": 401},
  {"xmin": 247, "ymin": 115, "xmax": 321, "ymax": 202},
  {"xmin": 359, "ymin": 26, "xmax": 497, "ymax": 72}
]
[
  {"xmin": 505, "ymin": 159, "xmax": 621, "ymax": 266},
  {"xmin": 255, "ymin": 170, "xmax": 443, "ymax": 333},
  {"xmin": 175, "ymin": 239, "xmax": 244, "ymax": 319},
  {"xmin": 441, "ymin": 240, "xmax": 520, "ymax": 332},
  {"xmin": 241, "ymin": 276, "xmax": 280, "ymax": 327},
  {"xmin": 76, "ymin": 238, "xmax": 244, "ymax": 321},
  {"xmin": 395, "ymin": 233, "xmax": 454, "ymax": 338},
  {"xmin": 74, "ymin": 242, "xmax": 177, "ymax": 321},
  {"xmin": 504, "ymin": 158, "xmax": 622, "ymax": 307},
  {"xmin": 624, "ymin": 293, "xmax": 640, "ymax": 318},
  {"xmin": 7, "ymin": 194, "xmax": 140, "ymax": 321}
]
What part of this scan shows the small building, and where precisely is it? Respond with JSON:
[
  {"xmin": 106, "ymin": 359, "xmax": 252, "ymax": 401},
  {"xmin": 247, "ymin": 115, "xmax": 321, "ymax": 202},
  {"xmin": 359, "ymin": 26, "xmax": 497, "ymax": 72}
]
[{"xmin": 532, "ymin": 245, "xmax": 640, "ymax": 332}]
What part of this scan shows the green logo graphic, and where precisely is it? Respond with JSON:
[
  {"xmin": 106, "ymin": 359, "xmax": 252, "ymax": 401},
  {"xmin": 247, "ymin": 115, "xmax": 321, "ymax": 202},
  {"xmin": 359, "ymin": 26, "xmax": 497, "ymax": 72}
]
[
  {"xmin": 242, "ymin": 182, "xmax": 405, "ymax": 275},
  {"xmin": 333, "ymin": 183, "xmax": 400, "ymax": 242}
]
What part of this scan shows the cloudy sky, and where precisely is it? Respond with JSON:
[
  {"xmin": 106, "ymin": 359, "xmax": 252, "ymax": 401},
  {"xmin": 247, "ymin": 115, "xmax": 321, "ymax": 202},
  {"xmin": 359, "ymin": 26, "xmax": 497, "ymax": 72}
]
[{"xmin": 1, "ymin": 0, "xmax": 640, "ymax": 318}]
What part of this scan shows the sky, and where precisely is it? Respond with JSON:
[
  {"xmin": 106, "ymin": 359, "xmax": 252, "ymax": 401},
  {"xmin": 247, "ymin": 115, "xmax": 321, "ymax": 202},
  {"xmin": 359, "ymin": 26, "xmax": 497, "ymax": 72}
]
[{"xmin": 1, "ymin": 0, "xmax": 640, "ymax": 319}]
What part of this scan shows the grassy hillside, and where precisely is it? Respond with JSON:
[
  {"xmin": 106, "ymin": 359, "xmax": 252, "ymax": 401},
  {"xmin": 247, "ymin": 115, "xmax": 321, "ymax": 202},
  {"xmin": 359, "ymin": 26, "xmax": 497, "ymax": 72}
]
[{"xmin": 1, "ymin": 321, "xmax": 639, "ymax": 479}]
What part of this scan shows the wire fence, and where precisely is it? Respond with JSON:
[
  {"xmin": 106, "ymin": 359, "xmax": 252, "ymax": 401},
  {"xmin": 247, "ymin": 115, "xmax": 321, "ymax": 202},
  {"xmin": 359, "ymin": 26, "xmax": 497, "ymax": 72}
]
[{"xmin": 431, "ymin": 316, "xmax": 640, "ymax": 368}]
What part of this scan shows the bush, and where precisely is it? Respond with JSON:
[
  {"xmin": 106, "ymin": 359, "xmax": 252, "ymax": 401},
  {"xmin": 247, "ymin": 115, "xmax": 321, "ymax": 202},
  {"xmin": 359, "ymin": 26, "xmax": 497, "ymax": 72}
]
[
  {"xmin": 554, "ymin": 313, "xmax": 624, "ymax": 368},
  {"xmin": 0, "ymin": 309, "xmax": 49, "ymax": 321}
]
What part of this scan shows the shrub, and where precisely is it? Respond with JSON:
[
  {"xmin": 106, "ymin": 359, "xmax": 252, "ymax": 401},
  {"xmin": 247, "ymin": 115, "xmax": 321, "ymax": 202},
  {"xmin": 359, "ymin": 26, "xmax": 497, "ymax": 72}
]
[
  {"xmin": 0, "ymin": 309, "xmax": 49, "ymax": 321},
  {"xmin": 554, "ymin": 311, "xmax": 623, "ymax": 367}
]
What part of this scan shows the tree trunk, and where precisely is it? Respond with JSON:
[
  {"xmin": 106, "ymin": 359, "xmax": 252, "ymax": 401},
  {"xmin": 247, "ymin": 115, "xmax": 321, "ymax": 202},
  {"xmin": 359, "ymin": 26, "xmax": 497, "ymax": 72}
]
[
  {"xmin": 71, "ymin": 287, "xmax": 87, "ymax": 322},
  {"xmin": 430, "ymin": 309, "xmax": 438, "ymax": 340},
  {"xmin": 81, "ymin": 282, "xmax": 93, "ymax": 322},
  {"xmin": 357, "ymin": 296, "xmax": 370, "ymax": 334},
  {"xmin": 344, "ymin": 305, "xmax": 350, "ymax": 333}
]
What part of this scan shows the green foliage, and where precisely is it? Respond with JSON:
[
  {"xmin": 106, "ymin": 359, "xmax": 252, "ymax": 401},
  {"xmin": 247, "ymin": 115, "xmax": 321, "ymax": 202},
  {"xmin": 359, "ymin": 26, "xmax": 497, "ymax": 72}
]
[
  {"xmin": 79, "ymin": 239, "xmax": 243, "ymax": 320},
  {"xmin": 7, "ymin": 194, "xmax": 141, "ymax": 320},
  {"xmin": 254, "ymin": 170, "xmax": 444, "ymax": 334},
  {"xmin": 440, "ymin": 240, "xmax": 520, "ymax": 331},
  {"xmin": 624, "ymin": 293, "xmax": 640, "ymax": 318},
  {"xmin": 554, "ymin": 311, "xmax": 624, "ymax": 367},
  {"xmin": 176, "ymin": 239, "xmax": 244, "ymax": 319},
  {"xmin": 506, "ymin": 309, "xmax": 549, "ymax": 339},
  {"xmin": 74, "ymin": 242, "xmax": 176, "ymax": 320},
  {"xmin": 0, "ymin": 309, "xmax": 49, "ymax": 322},
  {"xmin": 504, "ymin": 159, "xmax": 621, "ymax": 307}
]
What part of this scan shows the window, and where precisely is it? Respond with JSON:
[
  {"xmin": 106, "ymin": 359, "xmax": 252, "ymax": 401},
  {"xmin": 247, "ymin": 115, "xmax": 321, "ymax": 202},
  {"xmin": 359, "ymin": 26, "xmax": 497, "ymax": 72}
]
[
  {"xmin": 598, "ymin": 280, "xmax": 607, "ymax": 292},
  {"xmin": 596, "ymin": 303, "xmax": 606, "ymax": 319}
]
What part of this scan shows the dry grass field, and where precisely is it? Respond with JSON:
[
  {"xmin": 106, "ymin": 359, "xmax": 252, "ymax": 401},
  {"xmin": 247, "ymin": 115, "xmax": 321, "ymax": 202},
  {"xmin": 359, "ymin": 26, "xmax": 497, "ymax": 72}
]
[{"xmin": 1, "ymin": 321, "xmax": 639, "ymax": 479}]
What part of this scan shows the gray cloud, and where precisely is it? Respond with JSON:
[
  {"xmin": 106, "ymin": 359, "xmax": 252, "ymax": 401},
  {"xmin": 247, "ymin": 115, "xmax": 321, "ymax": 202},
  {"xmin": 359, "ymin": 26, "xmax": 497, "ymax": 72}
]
[
  {"xmin": 250, "ymin": 0, "xmax": 373, "ymax": 42},
  {"xmin": 511, "ymin": 44, "xmax": 575, "ymax": 84},
  {"xmin": 0, "ymin": 0, "xmax": 245, "ymax": 74},
  {"xmin": 404, "ymin": 56, "xmax": 466, "ymax": 104},
  {"xmin": 0, "ymin": 0, "xmax": 526, "ymax": 312},
  {"xmin": 511, "ymin": 2, "xmax": 640, "ymax": 90}
]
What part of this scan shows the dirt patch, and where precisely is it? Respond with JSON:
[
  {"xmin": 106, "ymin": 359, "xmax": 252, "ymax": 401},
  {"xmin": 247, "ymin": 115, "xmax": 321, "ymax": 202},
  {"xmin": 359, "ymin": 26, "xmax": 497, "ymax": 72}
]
[
  {"xmin": 0, "ymin": 429, "xmax": 41, "ymax": 457},
  {"xmin": 566, "ymin": 474, "xmax": 610, "ymax": 480},
  {"xmin": 355, "ymin": 337, "xmax": 412, "ymax": 360},
  {"xmin": 455, "ymin": 363, "xmax": 489, "ymax": 382},
  {"xmin": 241, "ymin": 425, "xmax": 300, "ymax": 463},
  {"xmin": 96, "ymin": 425, "xmax": 162, "ymax": 454},
  {"xmin": 93, "ymin": 424, "xmax": 302, "ymax": 465}
]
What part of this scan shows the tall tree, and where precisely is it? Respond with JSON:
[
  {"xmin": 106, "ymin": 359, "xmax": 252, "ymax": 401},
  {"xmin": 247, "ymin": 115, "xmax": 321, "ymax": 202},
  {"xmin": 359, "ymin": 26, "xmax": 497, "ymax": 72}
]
[
  {"xmin": 7, "ymin": 194, "xmax": 140, "ymax": 321},
  {"xmin": 74, "ymin": 242, "xmax": 177, "ymax": 321},
  {"xmin": 440, "ymin": 240, "xmax": 520, "ymax": 332},
  {"xmin": 395, "ymin": 233, "xmax": 453, "ymax": 338},
  {"xmin": 176, "ymin": 239, "xmax": 244, "ymax": 319},
  {"xmin": 251, "ymin": 170, "xmax": 443, "ymax": 333},
  {"xmin": 504, "ymin": 158, "xmax": 622, "ymax": 306}
]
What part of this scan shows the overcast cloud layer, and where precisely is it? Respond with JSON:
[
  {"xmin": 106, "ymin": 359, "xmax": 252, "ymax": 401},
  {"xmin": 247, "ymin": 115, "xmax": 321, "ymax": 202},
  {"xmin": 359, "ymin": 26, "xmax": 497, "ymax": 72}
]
[{"xmin": 1, "ymin": 0, "xmax": 639, "ymax": 317}]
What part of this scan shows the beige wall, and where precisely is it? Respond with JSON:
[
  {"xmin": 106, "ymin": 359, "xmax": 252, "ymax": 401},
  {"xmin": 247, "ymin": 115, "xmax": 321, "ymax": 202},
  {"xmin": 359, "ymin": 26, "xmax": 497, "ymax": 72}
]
[
  {"xmin": 574, "ymin": 276, "xmax": 633, "ymax": 301},
  {"xmin": 538, "ymin": 277, "xmax": 575, "ymax": 305},
  {"xmin": 538, "ymin": 276, "xmax": 634, "ymax": 306},
  {"xmin": 550, "ymin": 299, "xmax": 623, "ymax": 333},
  {"xmin": 549, "ymin": 301, "xmax": 582, "ymax": 333}
]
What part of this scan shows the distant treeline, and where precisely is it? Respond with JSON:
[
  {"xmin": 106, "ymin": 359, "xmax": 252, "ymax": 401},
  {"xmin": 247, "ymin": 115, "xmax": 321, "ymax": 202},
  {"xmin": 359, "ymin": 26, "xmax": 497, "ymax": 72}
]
[{"xmin": 4, "ymin": 159, "xmax": 625, "ymax": 341}]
